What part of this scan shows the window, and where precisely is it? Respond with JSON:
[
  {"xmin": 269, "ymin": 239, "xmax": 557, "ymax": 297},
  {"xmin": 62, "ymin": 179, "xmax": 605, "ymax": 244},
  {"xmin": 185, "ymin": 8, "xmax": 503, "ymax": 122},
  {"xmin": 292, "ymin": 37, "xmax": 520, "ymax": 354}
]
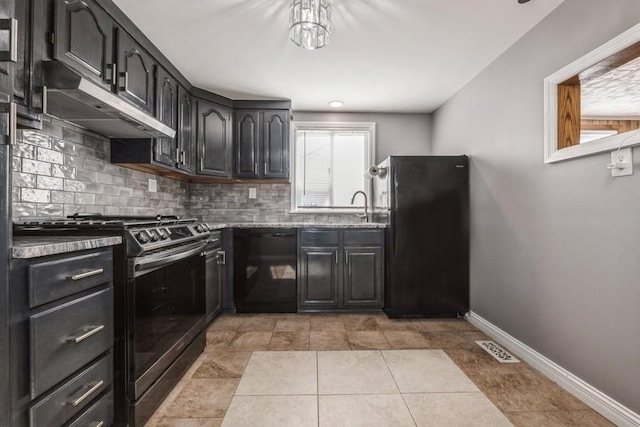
[{"xmin": 291, "ymin": 122, "xmax": 376, "ymax": 213}]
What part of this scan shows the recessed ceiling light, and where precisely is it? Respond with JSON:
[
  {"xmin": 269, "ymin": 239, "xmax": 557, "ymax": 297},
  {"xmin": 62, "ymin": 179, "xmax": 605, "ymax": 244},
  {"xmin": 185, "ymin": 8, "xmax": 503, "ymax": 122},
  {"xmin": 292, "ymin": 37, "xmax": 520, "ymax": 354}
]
[{"xmin": 329, "ymin": 100, "xmax": 344, "ymax": 108}]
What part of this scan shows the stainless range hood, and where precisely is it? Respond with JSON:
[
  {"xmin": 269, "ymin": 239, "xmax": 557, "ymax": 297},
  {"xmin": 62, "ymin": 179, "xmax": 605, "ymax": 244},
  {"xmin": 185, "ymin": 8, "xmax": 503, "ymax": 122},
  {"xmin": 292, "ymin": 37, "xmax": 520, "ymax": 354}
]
[{"xmin": 43, "ymin": 62, "xmax": 176, "ymax": 139}]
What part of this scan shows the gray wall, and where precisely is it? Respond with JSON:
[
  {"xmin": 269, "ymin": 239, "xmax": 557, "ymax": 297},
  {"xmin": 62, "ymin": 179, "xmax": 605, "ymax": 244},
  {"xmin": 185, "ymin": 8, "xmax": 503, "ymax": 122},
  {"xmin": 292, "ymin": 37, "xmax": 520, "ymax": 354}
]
[
  {"xmin": 293, "ymin": 112, "xmax": 432, "ymax": 162},
  {"xmin": 431, "ymin": 0, "xmax": 640, "ymax": 414}
]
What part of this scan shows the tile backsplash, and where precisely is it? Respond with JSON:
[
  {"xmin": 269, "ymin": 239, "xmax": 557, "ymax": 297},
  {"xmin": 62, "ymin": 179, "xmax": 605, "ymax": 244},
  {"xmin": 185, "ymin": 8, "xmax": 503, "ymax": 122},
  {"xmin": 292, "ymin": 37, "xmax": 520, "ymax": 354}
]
[
  {"xmin": 11, "ymin": 116, "xmax": 362, "ymax": 224},
  {"xmin": 12, "ymin": 117, "xmax": 189, "ymax": 219},
  {"xmin": 189, "ymin": 182, "xmax": 357, "ymax": 223}
]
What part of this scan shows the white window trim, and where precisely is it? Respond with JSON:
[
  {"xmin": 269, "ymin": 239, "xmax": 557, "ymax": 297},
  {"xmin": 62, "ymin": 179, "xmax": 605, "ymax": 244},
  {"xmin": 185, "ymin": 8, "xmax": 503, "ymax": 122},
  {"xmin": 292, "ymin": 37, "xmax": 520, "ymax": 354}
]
[
  {"xmin": 544, "ymin": 22, "xmax": 640, "ymax": 163},
  {"xmin": 290, "ymin": 121, "xmax": 376, "ymax": 214}
]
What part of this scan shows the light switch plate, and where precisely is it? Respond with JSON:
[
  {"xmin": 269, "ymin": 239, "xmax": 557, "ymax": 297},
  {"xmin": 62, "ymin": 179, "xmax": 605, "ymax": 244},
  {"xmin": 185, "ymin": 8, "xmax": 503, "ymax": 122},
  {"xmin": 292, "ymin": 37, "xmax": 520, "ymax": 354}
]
[
  {"xmin": 248, "ymin": 188, "xmax": 257, "ymax": 199},
  {"xmin": 148, "ymin": 178, "xmax": 157, "ymax": 192},
  {"xmin": 611, "ymin": 148, "xmax": 633, "ymax": 177}
]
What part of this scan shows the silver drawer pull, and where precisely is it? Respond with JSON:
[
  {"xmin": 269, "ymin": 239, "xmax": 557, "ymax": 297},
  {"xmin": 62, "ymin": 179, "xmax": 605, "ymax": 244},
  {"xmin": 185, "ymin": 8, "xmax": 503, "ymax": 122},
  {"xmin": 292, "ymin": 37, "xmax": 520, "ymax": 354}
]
[
  {"xmin": 93, "ymin": 422, "xmax": 105, "ymax": 427},
  {"xmin": 67, "ymin": 325, "xmax": 105, "ymax": 344},
  {"xmin": 68, "ymin": 380, "xmax": 104, "ymax": 407},
  {"xmin": 71, "ymin": 268, "xmax": 104, "ymax": 281}
]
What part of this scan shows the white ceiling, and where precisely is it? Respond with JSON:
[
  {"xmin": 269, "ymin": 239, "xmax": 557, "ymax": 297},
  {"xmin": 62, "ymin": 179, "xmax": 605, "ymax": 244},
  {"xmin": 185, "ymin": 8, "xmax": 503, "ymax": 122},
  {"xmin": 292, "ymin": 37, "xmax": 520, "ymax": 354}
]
[{"xmin": 113, "ymin": 0, "xmax": 565, "ymax": 113}]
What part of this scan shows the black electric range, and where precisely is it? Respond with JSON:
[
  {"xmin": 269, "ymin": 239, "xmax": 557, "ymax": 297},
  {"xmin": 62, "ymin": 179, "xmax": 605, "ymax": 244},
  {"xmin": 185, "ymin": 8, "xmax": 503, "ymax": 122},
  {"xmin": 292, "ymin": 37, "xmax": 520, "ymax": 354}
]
[{"xmin": 14, "ymin": 214, "xmax": 214, "ymax": 426}]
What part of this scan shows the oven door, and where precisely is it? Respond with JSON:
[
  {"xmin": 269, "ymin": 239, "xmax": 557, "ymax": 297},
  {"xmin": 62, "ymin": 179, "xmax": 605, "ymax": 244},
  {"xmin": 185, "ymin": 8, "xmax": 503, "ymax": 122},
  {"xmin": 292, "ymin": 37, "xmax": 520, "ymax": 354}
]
[{"xmin": 129, "ymin": 241, "xmax": 207, "ymax": 400}]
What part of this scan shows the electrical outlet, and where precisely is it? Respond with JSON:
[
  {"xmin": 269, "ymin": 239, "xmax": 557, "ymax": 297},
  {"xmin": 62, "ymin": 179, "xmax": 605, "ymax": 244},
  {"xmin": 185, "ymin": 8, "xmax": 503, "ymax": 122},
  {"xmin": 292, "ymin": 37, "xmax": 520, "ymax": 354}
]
[
  {"xmin": 248, "ymin": 188, "xmax": 257, "ymax": 199},
  {"xmin": 610, "ymin": 148, "xmax": 633, "ymax": 177},
  {"xmin": 148, "ymin": 178, "xmax": 157, "ymax": 192}
]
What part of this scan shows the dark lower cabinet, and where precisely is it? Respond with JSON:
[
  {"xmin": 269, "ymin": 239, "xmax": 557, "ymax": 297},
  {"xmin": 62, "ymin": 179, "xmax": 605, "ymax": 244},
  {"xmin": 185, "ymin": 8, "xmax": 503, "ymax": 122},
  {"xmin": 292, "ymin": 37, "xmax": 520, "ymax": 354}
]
[
  {"xmin": 343, "ymin": 247, "xmax": 383, "ymax": 308},
  {"xmin": 10, "ymin": 246, "xmax": 116, "ymax": 426},
  {"xmin": 205, "ymin": 232, "xmax": 224, "ymax": 324},
  {"xmin": 298, "ymin": 247, "xmax": 340, "ymax": 309},
  {"xmin": 298, "ymin": 229, "xmax": 384, "ymax": 311}
]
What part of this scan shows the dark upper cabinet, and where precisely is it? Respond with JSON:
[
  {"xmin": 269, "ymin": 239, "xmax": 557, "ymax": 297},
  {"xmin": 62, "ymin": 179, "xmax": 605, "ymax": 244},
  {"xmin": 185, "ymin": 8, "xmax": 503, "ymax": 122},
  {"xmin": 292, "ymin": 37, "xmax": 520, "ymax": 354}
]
[
  {"xmin": 14, "ymin": 0, "xmax": 44, "ymax": 126},
  {"xmin": 176, "ymin": 85, "xmax": 194, "ymax": 173},
  {"xmin": 53, "ymin": 0, "xmax": 114, "ymax": 89},
  {"xmin": 298, "ymin": 247, "xmax": 340, "ymax": 309},
  {"xmin": 153, "ymin": 66, "xmax": 177, "ymax": 167},
  {"xmin": 234, "ymin": 110, "xmax": 259, "ymax": 178},
  {"xmin": 115, "ymin": 28, "xmax": 155, "ymax": 114},
  {"xmin": 262, "ymin": 110, "xmax": 289, "ymax": 179},
  {"xmin": 343, "ymin": 247, "xmax": 383, "ymax": 308},
  {"xmin": 197, "ymin": 99, "xmax": 232, "ymax": 178},
  {"xmin": 234, "ymin": 109, "xmax": 290, "ymax": 180}
]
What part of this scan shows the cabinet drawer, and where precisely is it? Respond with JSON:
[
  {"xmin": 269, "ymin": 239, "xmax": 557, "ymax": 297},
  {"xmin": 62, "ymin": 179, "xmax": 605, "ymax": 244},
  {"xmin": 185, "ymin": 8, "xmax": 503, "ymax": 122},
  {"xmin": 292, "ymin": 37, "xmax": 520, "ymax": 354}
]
[
  {"xmin": 30, "ymin": 353, "xmax": 112, "ymax": 427},
  {"xmin": 300, "ymin": 230, "xmax": 339, "ymax": 246},
  {"xmin": 343, "ymin": 230, "xmax": 383, "ymax": 246},
  {"xmin": 68, "ymin": 388, "xmax": 114, "ymax": 427},
  {"xmin": 208, "ymin": 230, "xmax": 222, "ymax": 244},
  {"xmin": 30, "ymin": 287, "xmax": 114, "ymax": 398},
  {"xmin": 29, "ymin": 249, "xmax": 113, "ymax": 308}
]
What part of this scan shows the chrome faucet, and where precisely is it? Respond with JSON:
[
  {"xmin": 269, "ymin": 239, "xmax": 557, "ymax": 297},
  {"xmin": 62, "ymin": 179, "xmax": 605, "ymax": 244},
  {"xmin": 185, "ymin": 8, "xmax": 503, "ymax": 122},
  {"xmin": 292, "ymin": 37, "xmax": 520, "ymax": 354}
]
[{"xmin": 351, "ymin": 191, "xmax": 369, "ymax": 222}]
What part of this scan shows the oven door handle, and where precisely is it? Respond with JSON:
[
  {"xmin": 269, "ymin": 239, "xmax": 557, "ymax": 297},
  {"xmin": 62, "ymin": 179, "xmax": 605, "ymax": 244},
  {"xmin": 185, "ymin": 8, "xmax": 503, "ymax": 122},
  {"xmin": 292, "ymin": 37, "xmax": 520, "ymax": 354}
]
[{"xmin": 134, "ymin": 242, "xmax": 207, "ymax": 273}]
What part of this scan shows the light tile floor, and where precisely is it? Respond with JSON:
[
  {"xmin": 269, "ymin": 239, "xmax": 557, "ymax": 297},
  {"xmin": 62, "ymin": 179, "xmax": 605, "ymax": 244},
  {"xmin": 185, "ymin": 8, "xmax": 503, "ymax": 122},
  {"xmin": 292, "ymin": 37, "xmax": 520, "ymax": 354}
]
[{"xmin": 145, "ymin": 313, "xmax": 614, "ymax": 427}]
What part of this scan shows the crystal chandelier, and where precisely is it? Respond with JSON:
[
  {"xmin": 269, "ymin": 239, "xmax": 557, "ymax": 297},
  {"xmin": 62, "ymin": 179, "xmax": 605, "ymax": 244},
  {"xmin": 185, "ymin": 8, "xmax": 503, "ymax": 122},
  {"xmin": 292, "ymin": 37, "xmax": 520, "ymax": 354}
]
[{"xmin": 289, "ymin": 0, "xmax": 332, "ymax": 50}]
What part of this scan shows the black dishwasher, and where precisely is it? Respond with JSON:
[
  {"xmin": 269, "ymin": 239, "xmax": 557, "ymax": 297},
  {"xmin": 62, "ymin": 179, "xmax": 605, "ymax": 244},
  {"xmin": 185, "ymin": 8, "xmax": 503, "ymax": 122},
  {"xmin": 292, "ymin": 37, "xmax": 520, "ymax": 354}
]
[{"xmin": 233, "ymin": 229, "xmax": 297, "ymax": 313}]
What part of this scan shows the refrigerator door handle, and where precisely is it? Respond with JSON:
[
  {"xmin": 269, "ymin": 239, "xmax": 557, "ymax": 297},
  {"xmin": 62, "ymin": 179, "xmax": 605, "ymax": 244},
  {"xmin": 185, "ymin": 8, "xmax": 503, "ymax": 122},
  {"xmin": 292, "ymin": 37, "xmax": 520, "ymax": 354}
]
[
  {"xmin": 393, "ymin": 171, "xmax": 399, "ymax": 211},
  {"xmin": 391, "ymin": 211, "xmax": 397, "ymax": 253}
]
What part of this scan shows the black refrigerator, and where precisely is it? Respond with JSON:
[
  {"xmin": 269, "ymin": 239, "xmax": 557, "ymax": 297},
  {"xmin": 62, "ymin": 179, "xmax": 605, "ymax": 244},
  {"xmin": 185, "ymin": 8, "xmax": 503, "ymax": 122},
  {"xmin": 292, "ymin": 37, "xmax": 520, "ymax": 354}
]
[{"xmin": 372, "ymin": 156, "xmax": 469, "ymax": 318}]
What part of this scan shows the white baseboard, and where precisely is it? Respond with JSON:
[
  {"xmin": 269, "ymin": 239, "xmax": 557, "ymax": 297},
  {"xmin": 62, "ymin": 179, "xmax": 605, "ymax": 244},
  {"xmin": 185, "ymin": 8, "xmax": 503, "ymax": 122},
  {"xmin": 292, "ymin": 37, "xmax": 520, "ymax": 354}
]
[{"xmin": 466, "ymin": 311, "xmax": 640, "ymax": 427}]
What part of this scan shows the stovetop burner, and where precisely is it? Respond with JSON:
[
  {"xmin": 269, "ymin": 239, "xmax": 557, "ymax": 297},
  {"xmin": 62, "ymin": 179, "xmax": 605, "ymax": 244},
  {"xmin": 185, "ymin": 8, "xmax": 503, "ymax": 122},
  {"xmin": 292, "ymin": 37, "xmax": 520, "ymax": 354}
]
[
  {"xmin": 68, "ymin": 213, "xmax": 180, "ymax": 222},
  {"xmin": 15, "ymin": 213, "xmax": 195, "ymax": 228}
]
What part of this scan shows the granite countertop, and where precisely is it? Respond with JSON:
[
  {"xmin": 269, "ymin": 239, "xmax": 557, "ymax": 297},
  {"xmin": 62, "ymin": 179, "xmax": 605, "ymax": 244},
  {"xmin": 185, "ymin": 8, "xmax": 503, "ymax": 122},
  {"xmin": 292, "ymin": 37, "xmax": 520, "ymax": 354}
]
[
  {"xmin": 12, "ymin": 236, "xmax": 123, "ymax": 259},
  {"xmin": 206, "ymin": 222, "xmax": 387, "ymax": 230}
]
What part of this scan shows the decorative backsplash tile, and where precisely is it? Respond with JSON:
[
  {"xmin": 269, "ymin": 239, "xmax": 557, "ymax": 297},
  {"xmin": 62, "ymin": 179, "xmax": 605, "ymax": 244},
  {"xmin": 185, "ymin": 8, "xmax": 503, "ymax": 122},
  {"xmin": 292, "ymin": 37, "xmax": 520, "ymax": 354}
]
[
  {"xmin": 12, "ymin": 116, "xmax": 363, "ymax": 224},
  {"xmin": 12, "ymin": 117, "xmax": 189, "ymax": 220}
]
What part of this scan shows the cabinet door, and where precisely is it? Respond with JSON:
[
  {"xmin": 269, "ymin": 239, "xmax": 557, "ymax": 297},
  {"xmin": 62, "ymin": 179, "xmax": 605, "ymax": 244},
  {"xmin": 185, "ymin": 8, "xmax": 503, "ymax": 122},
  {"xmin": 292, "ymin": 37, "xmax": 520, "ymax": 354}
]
[
  {"xmin": 153, "ymin": 67, "xmax": 177, "ymax": 167},
  {"xmin": 205, "ymin": 252, "xmax": 222, "ymax": 323},
  {"xmin": 298, "ymin": 246, "xmax": 340, "ymax": 309},
  {"xmin": 343, "ymin": 247, "xmax": 383, "ymax": 308},
  {"xmin": 262, "ymin": 110, "xmax": 289, "ymax": 179},
  {"xmin": 197, "ymin": 100, "xmax": 232, "ymax": 177},
  {"xmin": 14, "ymin": 0, "xmax": 35, "ymax": 114},
  {"xmin": 234, "ymin": 110, "xmax": 260, "ymax": 178},
  {"xmin": 54, "ymin": 0, "xmax": 114, "ymax": 89},
  {"xmin": 116, "ymin": 29, "xmax": 155, "ymax": 113},
  {"xmin": 176, "ymin": 85, "xmax": 194, "ymax": 173}
]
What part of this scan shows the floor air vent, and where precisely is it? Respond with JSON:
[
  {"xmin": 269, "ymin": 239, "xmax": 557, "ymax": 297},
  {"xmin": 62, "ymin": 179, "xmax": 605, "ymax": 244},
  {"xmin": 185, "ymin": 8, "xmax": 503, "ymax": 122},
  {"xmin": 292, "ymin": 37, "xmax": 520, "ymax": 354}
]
[{"xmin": 475, "ymin": 340, "xmax": 520, "ymax": 363}]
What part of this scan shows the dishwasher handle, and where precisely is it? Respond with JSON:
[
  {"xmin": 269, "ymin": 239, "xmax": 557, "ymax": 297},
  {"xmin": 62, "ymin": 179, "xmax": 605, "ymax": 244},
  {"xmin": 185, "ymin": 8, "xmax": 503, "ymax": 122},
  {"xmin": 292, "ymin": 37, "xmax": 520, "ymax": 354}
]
[{"xmin": 269, "ymin": 232, "xmax": 296, "ymax": 237}]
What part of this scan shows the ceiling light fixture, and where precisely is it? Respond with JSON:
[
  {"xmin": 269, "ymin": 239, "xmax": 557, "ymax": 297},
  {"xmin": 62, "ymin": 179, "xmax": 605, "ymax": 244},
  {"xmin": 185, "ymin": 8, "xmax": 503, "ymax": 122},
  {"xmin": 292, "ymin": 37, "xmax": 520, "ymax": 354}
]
[
  {"xmin": 329, "ymin": 100, "xmax": 344, "ymax": 108},
  {"xmin": 289, "ymin": 0, "xmax": 332, "ymax": 50}
]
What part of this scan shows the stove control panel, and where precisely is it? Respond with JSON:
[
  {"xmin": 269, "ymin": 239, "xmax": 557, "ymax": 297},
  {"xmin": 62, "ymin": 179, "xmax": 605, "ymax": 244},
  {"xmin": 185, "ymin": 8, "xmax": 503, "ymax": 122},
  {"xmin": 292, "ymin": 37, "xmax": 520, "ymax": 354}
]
[{"xmin": 127, "ymin": 222, "xmax": 212, "ymax": 256}]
